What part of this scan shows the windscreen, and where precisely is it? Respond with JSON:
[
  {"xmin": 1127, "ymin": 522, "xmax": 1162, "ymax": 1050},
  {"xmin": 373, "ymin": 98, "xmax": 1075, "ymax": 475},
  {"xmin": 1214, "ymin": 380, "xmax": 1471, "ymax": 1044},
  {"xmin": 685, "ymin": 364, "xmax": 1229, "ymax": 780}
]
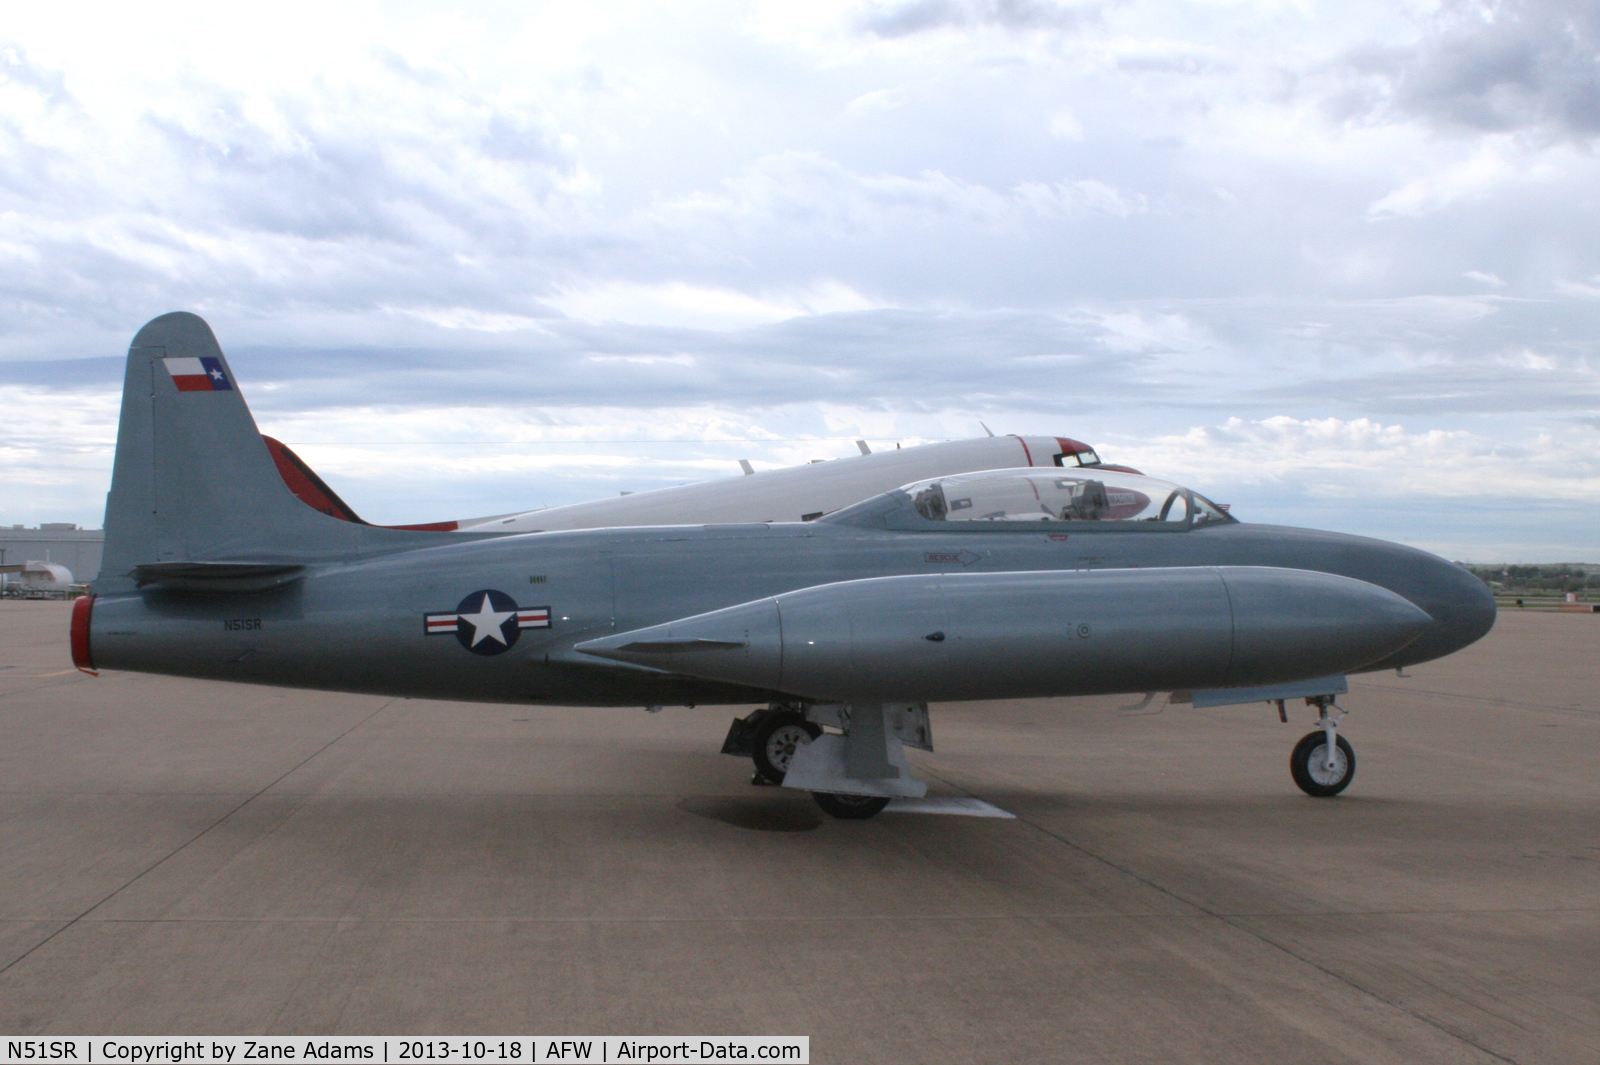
[{"xmin": 904, "ymin": 469, "xmax": 1230, "ymax": 527}]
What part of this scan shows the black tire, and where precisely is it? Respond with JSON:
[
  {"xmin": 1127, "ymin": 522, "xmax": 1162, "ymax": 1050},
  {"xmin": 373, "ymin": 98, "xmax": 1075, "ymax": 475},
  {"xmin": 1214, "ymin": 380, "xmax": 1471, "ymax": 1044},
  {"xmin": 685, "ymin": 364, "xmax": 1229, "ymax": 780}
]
[
  {"xmin": 751, "ymin": 711, "xmax": 821, "ymax": 784},
  {"xmin": 1290, "ymin": 731, "xmax": 1356, "ymax": 797},
  {"xmin": 813, "ymin": 792, "xmax": 891, "ymax": 820}
]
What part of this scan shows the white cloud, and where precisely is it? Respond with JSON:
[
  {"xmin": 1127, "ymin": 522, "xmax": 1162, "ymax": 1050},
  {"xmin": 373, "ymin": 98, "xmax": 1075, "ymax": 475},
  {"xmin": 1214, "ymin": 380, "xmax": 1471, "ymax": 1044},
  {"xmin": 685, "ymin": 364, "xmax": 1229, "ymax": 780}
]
[
  {"xmin": 1016, "ymin": 178, "xmax": 1149, "ymax": 217},
  {"xmin": 1047, "ymin": 110, "xmax": 1085, "ymax": 140},
  {"xmin": 1555, "ymin": 276, "xmax": 1600, "ymax": 300},
  {"xmin": 391, "ymin": 307, "xmax": 554, "ymax": 333},
  {"xmin": 844, "ymin": 86, "xmax": 909, "ymax": 116},
  {"xmin": 548, "ymin": 279, "xmax": 883, "ymax": 329},
  {"xmin": 1111, "ymin": 415, "xmax": 1600, "ymax": 504},
  {"xmin": 1367, "ymin": 136, "xmax": 1577, "ymax": 217}
]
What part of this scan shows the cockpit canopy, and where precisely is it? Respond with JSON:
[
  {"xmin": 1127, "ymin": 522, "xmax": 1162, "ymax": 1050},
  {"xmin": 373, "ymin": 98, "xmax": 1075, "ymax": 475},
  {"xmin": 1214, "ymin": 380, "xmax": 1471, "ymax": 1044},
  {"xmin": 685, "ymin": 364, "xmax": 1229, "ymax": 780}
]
[{"xmin": 901, "ymin": 469, "xmax": 1232, "ymax": 528}]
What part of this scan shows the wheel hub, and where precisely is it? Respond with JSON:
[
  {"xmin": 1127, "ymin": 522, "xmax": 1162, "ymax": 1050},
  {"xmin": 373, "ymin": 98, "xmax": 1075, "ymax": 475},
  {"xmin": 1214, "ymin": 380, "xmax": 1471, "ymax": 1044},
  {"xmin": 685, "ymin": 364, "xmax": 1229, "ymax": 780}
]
[
  {"xmin": 1305, "ymin": 743, "xmax": 1348, "ymax": 786},
  {"xmin": 764, "ymin": 724, "xmax": 809, "ymax": 772}
]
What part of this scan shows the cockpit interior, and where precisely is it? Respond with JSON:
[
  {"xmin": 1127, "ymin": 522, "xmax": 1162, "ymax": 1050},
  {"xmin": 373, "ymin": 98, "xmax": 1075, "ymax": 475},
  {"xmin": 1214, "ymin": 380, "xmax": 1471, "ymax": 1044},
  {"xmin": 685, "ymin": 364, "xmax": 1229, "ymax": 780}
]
[{"xmin": 904, "ymin": 469, "xmax": 1232, "ymax": 528}]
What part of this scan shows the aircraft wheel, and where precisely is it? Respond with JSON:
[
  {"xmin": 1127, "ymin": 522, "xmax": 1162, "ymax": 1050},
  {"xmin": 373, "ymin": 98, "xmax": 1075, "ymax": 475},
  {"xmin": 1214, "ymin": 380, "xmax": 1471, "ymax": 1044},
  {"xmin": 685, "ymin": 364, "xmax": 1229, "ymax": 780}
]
[
  {"xmin": 1290, "ymin": 731, "xmax": 1355, "ymax": 797},
  {"xmin": 751, "ymin": 711, "xmax": 821, "ymax": 784},
  {"xmin": 813, "ymin": 792, "xmax": 891, "ymax": 820}
]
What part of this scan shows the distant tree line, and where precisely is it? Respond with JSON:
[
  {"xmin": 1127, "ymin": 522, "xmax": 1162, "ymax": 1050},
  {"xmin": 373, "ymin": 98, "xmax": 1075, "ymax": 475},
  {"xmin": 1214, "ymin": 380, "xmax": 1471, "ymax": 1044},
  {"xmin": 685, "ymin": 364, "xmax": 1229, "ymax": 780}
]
[{"xmin": 1466, "ymin": 564, "xmax": 1599, "ymax": 594}]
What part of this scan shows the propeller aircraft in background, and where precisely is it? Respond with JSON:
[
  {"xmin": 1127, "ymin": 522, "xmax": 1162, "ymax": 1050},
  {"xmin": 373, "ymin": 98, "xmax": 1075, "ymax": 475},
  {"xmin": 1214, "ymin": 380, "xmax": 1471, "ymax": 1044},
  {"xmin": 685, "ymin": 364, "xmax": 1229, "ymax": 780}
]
[{"xmin": 260, "ymin": 431, "xmax": 1136, "ymax": 534}]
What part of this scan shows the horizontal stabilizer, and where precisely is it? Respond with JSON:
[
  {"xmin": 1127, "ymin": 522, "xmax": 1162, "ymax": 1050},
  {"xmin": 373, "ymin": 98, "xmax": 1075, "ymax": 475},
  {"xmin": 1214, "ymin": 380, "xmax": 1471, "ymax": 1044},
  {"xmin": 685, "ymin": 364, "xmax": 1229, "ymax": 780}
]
[{"xmin": 133, "ymin": 561, "xmax": 306, "ymax": 592}]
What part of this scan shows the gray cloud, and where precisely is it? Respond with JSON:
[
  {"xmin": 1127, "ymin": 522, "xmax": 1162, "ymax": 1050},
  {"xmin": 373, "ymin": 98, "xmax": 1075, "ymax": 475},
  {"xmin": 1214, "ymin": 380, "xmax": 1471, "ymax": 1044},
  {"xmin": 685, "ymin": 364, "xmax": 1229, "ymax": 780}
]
[
  {"xmin": 1242, "ymin": 366, "xmax": 1600, "ymax": 416},
  {"xmin": 0, "ymin": 356, "xmax": 120, "ymax": 388},
  {"xmin": 8, "ymin": 292, "xmax": 1589, "ymax": 427},
  {"xmin": 1339, "ymin": 0, "xmax": 1600, "ymax": 138},
  {"xmin": 210, "ymin": 309, "xmax": 1151, "ymax": 415},
  {"xmin": 0, "ymin": 44, "xmax": 70, "ymax": 105},
  {"xmin": 858, "ymin": 0, "xmax": 1102, "ymax": 38}
]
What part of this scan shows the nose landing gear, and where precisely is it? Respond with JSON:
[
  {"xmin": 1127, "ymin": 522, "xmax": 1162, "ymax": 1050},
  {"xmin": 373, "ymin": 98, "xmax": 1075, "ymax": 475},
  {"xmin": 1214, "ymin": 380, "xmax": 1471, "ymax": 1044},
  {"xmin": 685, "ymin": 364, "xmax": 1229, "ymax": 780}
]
[{"xmin": 1290, "ymin": 698, "xmax": 1355, "ymax": 797}]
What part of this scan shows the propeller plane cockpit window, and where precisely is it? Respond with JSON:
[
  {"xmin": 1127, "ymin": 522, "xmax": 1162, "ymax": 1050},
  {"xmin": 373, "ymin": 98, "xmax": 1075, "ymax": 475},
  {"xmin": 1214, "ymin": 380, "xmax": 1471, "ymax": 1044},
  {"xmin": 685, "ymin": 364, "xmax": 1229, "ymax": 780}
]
[
  {"xmin": 1054, "ymin": 446, "xmax": 1102, "ymax": 467},
  {"xmin": 906, "ymin": 470, "xmax": 1232, "ymax": 528}
]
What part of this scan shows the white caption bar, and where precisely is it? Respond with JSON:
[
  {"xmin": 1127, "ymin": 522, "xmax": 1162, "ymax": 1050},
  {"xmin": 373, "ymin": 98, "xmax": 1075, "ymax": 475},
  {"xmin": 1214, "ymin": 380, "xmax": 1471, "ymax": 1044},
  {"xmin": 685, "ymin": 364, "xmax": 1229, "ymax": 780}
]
[{"xmin": 2, "ymin": 1039, "xmax": 808, "ymax": 1065}]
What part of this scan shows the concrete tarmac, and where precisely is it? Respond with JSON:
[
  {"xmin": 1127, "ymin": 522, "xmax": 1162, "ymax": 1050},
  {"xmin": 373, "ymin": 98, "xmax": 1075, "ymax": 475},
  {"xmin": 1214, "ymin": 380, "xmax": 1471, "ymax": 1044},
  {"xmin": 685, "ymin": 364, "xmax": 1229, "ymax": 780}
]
[{"xmin": 0, "ymin": 599, "xmax": 1595, "ymax": 1063}]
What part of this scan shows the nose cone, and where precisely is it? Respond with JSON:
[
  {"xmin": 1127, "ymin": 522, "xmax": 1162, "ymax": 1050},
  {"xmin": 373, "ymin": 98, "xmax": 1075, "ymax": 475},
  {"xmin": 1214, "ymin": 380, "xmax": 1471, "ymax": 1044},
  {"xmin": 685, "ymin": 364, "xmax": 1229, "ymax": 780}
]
[
  {"xmin": 1223, "ymin": 526, "xmax": 1500, "ymax": 672},
  {"xmin": 1377, "ymin": 553, "xmax": 1497, "ymax": 669}
]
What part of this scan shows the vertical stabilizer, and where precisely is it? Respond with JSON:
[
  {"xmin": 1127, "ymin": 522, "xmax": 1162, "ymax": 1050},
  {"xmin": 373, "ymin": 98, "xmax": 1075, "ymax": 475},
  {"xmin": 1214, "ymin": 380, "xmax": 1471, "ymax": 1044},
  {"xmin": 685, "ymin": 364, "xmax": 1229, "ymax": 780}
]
[{"xmin": 98, "ymin": 312, "xmax": 439, "ymax": 591}]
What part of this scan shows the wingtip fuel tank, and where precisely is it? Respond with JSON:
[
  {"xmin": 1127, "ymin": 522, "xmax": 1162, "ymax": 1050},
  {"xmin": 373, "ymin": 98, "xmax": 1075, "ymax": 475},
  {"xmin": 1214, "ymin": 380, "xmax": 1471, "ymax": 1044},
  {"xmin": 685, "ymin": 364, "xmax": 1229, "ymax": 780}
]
[{"xmin": 575, "ymin": 567, "xmax": 1432, "ymax": 703}]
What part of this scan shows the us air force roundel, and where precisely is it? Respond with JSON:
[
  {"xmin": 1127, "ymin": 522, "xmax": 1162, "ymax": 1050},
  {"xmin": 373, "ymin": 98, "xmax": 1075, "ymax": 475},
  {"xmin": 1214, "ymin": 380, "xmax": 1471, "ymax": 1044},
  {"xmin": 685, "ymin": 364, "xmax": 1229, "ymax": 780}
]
[{"xmin": 423, "ymin": 590, "xmax": 552, "ymax": 655}]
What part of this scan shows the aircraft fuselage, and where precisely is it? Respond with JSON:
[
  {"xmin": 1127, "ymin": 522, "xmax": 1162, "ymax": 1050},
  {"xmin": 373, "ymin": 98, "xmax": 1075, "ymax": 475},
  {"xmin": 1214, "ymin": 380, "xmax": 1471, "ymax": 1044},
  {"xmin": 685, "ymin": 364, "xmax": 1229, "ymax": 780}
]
[{"xmin": 87, "ymin": 513, "xmax": 1495, "ymax": 708}]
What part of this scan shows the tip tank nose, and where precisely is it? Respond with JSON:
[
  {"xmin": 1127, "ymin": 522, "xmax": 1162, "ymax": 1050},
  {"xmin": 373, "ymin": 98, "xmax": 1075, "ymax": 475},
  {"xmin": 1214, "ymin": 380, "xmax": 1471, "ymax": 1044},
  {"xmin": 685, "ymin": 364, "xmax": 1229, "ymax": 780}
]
[{"xmin": 1220, "ymin": 567, "xmax": 1432, "ymax": 686}]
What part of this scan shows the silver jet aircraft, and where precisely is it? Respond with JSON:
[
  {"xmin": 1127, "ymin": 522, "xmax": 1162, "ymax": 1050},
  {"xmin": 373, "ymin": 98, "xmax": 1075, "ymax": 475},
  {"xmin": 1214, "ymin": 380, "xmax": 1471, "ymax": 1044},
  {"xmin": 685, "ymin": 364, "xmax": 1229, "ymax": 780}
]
[
  {"xmin": 75, "ymin": 314, "xmax": 1496, "ymax": 818},
  {"xmin": 257, "ymin": 427, "xmax": 1126, "ymax": 532}
]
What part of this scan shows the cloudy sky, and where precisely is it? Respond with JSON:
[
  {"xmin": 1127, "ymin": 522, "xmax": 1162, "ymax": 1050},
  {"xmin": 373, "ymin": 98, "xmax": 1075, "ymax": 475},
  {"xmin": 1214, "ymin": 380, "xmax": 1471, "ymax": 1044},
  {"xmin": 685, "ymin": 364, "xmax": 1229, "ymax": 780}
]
[{"xmin": 2, "ymin": 0, "xmax": 1596, "ymax": 559}]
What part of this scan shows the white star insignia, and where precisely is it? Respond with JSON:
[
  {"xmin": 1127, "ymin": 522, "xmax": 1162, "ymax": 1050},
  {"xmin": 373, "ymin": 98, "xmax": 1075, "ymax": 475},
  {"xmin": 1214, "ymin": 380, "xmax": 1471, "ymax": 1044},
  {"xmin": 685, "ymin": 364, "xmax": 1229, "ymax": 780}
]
[{"xmin": 457, "ymin": 593, "xmax": 513, "ymax": 647}]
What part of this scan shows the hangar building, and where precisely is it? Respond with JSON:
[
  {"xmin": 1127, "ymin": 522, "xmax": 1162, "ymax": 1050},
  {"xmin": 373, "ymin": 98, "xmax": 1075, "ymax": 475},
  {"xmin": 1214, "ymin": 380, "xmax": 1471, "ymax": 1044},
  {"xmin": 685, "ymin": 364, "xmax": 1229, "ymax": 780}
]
[{"xmin": 0, "ymin": 525, "xmax": 104, "ymax": 583}]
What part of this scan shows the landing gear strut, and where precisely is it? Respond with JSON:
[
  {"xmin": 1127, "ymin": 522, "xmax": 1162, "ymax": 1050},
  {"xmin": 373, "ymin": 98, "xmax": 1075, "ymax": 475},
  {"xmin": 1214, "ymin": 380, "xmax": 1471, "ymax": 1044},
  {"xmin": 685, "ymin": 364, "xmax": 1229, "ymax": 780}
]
[{"xmin": 1289, "ymin": 697, "xmax": 1355, "ymax": 797}]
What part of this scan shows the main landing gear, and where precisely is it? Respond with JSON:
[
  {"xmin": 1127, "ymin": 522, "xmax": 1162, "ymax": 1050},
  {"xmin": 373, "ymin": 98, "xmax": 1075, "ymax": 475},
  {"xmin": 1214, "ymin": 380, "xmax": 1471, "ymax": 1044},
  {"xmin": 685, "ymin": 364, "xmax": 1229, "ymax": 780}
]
[
  {"xmin": 750, "ymin": 710, "xmax": 820, "ymax": 785},
  {"xmin": 1288, "ymin": 697, "xmax": 1355, "ymax": 797},
  {"xmin": 721, "ymin": 704, "xmax": 916, "ymax": 819},
  {"xmin": 722, "ymin": 706, "xmax": 817, "ymax": 785}
]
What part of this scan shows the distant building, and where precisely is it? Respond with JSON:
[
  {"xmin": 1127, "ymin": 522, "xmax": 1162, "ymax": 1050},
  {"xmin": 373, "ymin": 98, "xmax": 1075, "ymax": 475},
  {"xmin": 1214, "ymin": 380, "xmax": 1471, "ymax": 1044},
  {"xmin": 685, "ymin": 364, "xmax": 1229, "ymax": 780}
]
[{"xmin": 0, "ymin": 526, "xmax": 104, "ymax": 583}]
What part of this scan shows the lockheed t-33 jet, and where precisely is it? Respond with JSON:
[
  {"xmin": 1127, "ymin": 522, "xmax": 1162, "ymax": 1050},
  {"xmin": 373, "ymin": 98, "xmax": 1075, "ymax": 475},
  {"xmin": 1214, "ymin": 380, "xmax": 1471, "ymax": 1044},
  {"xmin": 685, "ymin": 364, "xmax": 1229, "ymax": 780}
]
[{"xmin": 73, "ymin": 313, "xmax": 1497, "ymax": 818}]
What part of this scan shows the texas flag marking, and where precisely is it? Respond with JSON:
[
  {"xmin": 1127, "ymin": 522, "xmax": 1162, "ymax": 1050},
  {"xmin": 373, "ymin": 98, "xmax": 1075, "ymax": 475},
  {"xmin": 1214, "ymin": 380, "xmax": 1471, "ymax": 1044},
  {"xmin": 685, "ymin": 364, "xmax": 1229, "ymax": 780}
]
[{"xmin": 163, "ymin": 356, "xmax": 233, "ymax": 392}]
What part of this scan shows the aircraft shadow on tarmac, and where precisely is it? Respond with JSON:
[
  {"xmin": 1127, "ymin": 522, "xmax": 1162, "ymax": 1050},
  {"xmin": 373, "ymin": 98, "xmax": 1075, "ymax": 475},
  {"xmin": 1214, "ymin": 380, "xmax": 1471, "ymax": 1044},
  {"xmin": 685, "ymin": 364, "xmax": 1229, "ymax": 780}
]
[{"xmin": 678, "ymin": 795, "xmax": 824, "ymax": 832}]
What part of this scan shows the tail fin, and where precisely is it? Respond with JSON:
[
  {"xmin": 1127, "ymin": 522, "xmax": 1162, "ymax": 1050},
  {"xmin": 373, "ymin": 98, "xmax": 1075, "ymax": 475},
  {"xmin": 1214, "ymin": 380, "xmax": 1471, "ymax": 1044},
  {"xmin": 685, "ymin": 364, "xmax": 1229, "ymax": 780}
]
[{"xmin": 98, "ymin": 312, "xmax": 445, "ymax": 591}]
